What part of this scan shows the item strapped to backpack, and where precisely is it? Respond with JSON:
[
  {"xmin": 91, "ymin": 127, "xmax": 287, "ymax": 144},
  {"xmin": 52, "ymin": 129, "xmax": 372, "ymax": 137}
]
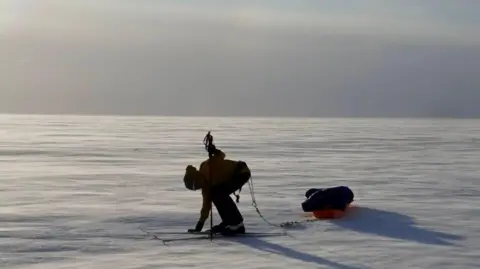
[
  {"xmin": 203, "ymin": 131, "xmax": 215, "ymax": 158},
  {"xmin": 232, "ymin": 160, "xmax": 250, "ymax": 203}
]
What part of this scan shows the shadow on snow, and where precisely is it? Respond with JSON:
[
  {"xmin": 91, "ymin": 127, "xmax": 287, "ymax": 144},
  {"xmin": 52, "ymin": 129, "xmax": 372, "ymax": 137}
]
[
  {"xmin": 235, "ymin": 237, "xmax": 365, "ymax": 269},
  {"xmin": 330, "ymin": 206, "xmax": 464, "ymax": 246}
]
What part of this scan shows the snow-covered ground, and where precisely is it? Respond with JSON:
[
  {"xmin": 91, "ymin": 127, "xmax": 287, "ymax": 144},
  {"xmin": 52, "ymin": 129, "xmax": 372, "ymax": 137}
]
[{"xmin": 0, "ymin": 115, "xmax": 479, "ymax": 269}]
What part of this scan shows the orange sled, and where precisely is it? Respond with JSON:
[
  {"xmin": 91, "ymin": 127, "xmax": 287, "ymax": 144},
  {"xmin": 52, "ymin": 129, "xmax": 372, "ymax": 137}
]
[{"xmin": 312, "ymin": 203, "xmax": 352, "ymax": 219}]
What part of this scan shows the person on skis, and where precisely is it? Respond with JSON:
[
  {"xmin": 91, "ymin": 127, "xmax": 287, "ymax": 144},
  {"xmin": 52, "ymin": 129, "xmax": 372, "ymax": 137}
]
[{"xmin": 183, "ymin": 134, "xmax": 251, "ymax": 236}]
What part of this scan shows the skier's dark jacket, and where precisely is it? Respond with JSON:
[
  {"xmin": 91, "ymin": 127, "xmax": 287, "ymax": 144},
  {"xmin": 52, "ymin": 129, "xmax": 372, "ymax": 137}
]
[{"xmin": 183, "ymin": 149, "xmax": 251, "ymax": 223}]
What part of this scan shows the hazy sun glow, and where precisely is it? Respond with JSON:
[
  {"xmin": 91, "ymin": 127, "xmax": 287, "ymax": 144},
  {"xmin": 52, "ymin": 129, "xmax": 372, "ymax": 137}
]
[
  {"xmin": 0, "ymin": 0, "xmax": 479, "ymax": 117},
  {"xmin": 0, "ymin": 0, "xmax": 29, "ymax": 34}
]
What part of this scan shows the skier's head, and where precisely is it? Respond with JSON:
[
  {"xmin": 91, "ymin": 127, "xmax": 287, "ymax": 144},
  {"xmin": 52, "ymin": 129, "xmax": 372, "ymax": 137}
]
[{"xmin": 183, "ymin": 165, "xmax": 202, "ymax": 190}]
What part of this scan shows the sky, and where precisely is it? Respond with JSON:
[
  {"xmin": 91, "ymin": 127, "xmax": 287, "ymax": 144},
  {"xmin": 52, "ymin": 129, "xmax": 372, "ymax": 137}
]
[{"xmin": 1, "ymin": 0, "xmax": 479, "ymax": 117}]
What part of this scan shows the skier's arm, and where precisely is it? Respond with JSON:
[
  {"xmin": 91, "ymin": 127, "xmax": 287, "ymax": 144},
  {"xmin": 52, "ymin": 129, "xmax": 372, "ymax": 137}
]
[
  {"xmin": 199, "ymin": 188, "xmax": 212, "ymax": 223},
  {"xmin": 188, "ymin": 189, "xmax": 211, "ymax": 233}
]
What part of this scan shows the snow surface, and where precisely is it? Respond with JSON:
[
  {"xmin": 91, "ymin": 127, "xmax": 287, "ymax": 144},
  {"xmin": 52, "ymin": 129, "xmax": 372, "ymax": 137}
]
[{"xmin": 0, "ymin": 115, "xmax": 479, "ymax": 269}]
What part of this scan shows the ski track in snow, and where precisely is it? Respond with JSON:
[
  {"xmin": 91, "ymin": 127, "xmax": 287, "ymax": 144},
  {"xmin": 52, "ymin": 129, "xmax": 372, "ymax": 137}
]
[{"xmin": 0, "ymin": 115, "xmax": 479, "ymax": 269}]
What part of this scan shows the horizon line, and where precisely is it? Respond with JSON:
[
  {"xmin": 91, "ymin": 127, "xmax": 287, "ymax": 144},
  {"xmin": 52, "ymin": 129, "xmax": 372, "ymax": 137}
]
[{"xmin": 0, "ymin": 112, "xmax": 478, "ymax": 120}]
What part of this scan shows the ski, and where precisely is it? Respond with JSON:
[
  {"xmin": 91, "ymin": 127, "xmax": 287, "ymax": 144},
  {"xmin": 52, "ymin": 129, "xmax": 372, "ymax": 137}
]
[
  {"xmin": 140, "ymin": 228, "xmax": 288, "ymax": 244},
  {"xmin": 140, "ymin": 228, "xmax": 286, "ymax": 236},
  {"xmin": 157, "ymin": 232, "xmax": 287, "ymax": 244}
]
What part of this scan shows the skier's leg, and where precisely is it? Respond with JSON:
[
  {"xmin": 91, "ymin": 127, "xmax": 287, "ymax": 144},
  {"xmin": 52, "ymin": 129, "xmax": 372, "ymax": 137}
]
[{"xmin": 210, "ymin": 188, "xmax": 245, "ymax": 234}]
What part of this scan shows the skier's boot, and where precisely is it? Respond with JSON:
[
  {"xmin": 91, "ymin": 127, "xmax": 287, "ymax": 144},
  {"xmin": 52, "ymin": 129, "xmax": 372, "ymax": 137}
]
[{"xmin": 220, "ymin": 222, "xmax": 245, "ymax": 236}]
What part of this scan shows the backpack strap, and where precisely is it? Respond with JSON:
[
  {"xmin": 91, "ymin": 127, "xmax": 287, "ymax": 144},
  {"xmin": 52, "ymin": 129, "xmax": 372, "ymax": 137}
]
[
  {"xmin": 233, "ymin": 160, "xmax": 250, "ymax": 203},
  {"xmin": 234, "ymin": 187, "xmax": 242, "ymax": 203}
]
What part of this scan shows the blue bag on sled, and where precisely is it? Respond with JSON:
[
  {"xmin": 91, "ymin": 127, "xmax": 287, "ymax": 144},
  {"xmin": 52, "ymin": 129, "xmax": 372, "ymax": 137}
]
[{"xmin": 301, "ymin": 186, "xmax": 354, "ymax": 219}]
